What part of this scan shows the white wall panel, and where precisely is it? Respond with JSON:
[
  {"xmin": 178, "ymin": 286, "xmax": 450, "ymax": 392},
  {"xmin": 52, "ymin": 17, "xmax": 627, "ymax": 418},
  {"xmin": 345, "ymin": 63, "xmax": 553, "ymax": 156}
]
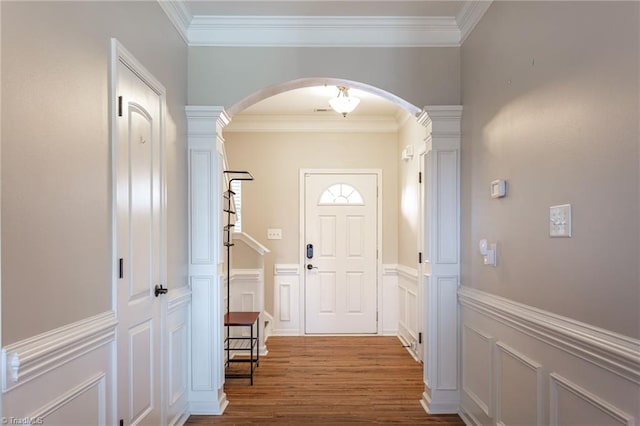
[
  {"xmin": 459, "ymin": 287, "xmax": 640, "ymax": 426},
  {"xmin": 396, "ymin": 265, "xmax": 420, "ymax": 358},
  {"xmin": 495, "ymin": 342, "xmax": 543, "ymax": 426},
  {"xmin": 550, "ymin": 373, "xmax": 635, "ymax": 426},
  {"xmin": 273, "ymin": 264, "xmax": 301, "ymax": 335},
  {"xmin": 381, "ymin": 265, "xmax": 399, "ymax": 335},
  {"xmin": 462, "ymin": 325, "xmax": 493, "ymax": 418},
  {"xmin": 1, "ymin": 312, "xmax": 116, "ymax": 425},
  {"xmin": 167, "ymin": 286, "xmax": 190, "ymax": 426}
]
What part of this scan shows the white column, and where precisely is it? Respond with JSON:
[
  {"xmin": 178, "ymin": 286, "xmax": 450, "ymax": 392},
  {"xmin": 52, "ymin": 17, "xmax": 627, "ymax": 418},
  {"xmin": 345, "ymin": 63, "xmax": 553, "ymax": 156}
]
[
  {"xmin": 417, "ymin": 106, "xmax": 463, "ymax": 414},
  {"xmin": 186, "ymin": 106, "xmax": 229, "ymax": 415}
]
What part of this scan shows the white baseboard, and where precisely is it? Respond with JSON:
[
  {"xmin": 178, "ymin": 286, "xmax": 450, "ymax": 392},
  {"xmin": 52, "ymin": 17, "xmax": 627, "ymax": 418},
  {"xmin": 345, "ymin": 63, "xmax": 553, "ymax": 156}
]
[
  {"xmin": 168, "ymin": 409, "xmax": 190, "ymax": 426},
  {"xmin": 189, "ymin": 394, "xmax": 228, "ymax": 415}
]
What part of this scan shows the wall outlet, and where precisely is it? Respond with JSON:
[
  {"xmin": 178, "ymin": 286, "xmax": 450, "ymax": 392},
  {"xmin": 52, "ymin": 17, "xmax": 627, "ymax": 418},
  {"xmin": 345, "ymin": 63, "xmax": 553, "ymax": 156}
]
[{"xmin": 267, "ymin": 228, "xmax": 282, "ymax": 240}]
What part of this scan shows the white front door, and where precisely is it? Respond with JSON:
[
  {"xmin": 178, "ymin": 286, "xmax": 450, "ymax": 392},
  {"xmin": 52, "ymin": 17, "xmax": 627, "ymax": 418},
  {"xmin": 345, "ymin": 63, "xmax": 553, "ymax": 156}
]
[
  {"xmin": 114, "ymin": 46, "xmax": 165, "ymax": 425},
  {"xmin": 304, "ymin": 172, "xmax": 378, "ymax": 334}
]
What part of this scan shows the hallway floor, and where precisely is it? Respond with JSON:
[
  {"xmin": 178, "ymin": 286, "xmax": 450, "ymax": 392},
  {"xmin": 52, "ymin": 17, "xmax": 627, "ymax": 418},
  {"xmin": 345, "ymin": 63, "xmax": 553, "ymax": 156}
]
[{"xmin": 186, "ymin": 336, "xmax": 464, "ymax": 425}]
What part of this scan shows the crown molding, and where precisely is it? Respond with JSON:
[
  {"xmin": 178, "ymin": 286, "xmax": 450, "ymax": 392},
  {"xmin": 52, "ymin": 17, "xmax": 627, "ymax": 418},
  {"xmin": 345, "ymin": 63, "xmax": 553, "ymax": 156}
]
[
  {"xmin": 157, "ymin": 0, "xmax": 192, "ymax": 44},
  {"xmin": 161, "ymin": 0, "xmax": 490, "ymax": 47},
  {"xmin": 188, "ymin": 15, "xmax": 460, "ymax": 47},
  {"xmin": 456, "ymin": 0, "xmax": 493, "ymax": 44},
  {"xmin": 225, "ymin": 114, "xmax": 400, "ymax": 133}
]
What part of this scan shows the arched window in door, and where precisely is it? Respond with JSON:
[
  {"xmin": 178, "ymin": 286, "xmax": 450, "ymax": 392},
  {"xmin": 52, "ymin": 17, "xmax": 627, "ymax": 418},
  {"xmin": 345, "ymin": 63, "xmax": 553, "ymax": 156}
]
[{"xmin": 318, "ymin": 183, "xmax": 364, "ymax": 205}]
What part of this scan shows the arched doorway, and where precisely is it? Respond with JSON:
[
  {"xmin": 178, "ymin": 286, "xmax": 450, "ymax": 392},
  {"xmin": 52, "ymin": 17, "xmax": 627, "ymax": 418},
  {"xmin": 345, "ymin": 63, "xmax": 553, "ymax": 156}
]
[{"xmin": 185, "ymin": 78, "xmax": 462, "ymax": 415}]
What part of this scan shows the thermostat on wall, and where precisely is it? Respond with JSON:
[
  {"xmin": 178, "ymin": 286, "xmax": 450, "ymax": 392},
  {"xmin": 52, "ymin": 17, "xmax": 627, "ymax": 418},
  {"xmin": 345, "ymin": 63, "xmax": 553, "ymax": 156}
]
[{"xmin": 490, "ymin": 179, "xmax": 506, "ymax": 198}]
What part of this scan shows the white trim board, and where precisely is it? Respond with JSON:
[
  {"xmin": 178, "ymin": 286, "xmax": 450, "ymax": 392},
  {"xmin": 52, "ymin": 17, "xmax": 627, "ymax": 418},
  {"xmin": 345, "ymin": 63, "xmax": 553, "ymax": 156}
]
[
  {"xmin": 159, "ymin": 1, "xmax": 492, "ymax": 47},
  {"xmin": 233, "ymin": 232, "xmax": 270, "ymax": 255},
  {"xmin": 1, "ymin": 311, "xmax": 117, "ymax": 393},
  {"xmin": 458, "ymin": 286, "xmax": 640, "ymax": 385},
  {"xmin": 189, "ymin": 15, "xmax": 460, "ymax": 47}
]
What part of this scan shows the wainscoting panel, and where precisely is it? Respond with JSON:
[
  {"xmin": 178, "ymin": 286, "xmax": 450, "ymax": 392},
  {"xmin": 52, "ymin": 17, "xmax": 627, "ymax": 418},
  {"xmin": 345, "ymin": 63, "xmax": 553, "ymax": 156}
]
[
  {"xmin": 1, "ymin": 312, "xmax": 116, "ymax": 425},
  {"xmin": 549, "ymin": 373, "xmax": 635, "ymax": 426},
  {"xmin": 381, "ymin": 265, "xmax": 399, "ymax": 335},
  {"xmin": 459, "ymin": 287, "xmax": 640, "ymax": 426},
  {"xmin": 167, "ymin": 286, "xmax": 191, "ymax": 426},
  {"xmin": 229, "ymin": 269, "xmax": 267, "ymax": 355},
  {"xmin": 396, "ymin": 265, "xmax": 420, "ymax": 357},
  {"xmin": 462, "ymin": 325, "xmax": 493, "ymax": 420},
  {"xmin": 273, "ymin": 264, "xmax": 301, "ymax": 335},
  {"xmin": 495, "ymin": 342, "xmax": 543, "ymax": 426}
]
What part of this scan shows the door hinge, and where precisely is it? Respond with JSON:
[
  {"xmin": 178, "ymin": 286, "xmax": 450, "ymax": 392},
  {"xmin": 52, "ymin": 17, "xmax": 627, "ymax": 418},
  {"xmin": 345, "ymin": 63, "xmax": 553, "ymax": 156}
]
[
  {"xmin": 118, "ymin": 96, "xmax": 123, "ymax": 117},
  {"xmin": 418, "ymin": 171, "xmax": 422, "ymax": 184},
  {"xmin": 376, "ymin": 312, "xmax": 378, "ymax": 322},
  {"xmin": 118, "ymin": 258, "xmax": 124, "ymax": 279},
  {"xmin": 418, "ymin": 252, "xmax": 422, "ymax": 263},
  {"xmin": 376, "ymin": 248, "xmax": 379, "ymax": 259},
  {"xmin": 418, "ymin": 332, "xmax": 423, "ymax": 344}
]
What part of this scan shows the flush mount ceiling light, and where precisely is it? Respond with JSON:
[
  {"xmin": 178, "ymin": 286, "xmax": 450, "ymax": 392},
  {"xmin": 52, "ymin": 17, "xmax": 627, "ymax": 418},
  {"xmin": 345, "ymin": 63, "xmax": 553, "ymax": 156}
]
[{"xmin": 328, "ymin": 86, "xmax": 360, "ymax": 117}]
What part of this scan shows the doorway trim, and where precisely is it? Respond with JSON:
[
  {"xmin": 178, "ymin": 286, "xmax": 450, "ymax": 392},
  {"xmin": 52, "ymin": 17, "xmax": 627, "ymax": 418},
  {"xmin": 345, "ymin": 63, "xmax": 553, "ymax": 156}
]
[
  {"xmin": 299, "ymin": 169, "xmax": 383, "ymax": 335},
  {"xmin": 186, "ymin": 102, "xmax": 462, "ymax": 416}
]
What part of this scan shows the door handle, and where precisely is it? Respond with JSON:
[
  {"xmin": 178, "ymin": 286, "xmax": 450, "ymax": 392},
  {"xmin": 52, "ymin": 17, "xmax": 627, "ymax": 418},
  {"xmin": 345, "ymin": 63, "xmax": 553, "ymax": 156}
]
[
  {"xmin": 154, "ymin": 284, "xmax": 168, "ymax": 297},
  {"xmin": 306, "ymin": 264, "xmax": 318, "ymax": 270}
]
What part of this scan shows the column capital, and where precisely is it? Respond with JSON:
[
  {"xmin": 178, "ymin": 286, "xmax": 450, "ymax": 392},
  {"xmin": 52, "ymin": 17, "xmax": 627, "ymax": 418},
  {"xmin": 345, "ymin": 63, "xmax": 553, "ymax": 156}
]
[
  {"xmin": 186, "ymin": 106, "xmax": 231, "ymax": 137},
  {"xmin": 417, "ymin": 105, "xmax": 463, "ymax": 134}
]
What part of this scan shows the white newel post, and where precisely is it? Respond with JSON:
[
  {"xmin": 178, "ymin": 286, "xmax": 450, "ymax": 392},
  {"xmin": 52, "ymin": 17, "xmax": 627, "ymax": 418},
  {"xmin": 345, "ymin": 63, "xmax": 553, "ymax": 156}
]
[
  {"xmin": 417, "ymin": 106, "xmax": 462, "ymax": 414},
  {"xmin": 186, "ymin": 106, "xmax": 229, "ymax": 415}
]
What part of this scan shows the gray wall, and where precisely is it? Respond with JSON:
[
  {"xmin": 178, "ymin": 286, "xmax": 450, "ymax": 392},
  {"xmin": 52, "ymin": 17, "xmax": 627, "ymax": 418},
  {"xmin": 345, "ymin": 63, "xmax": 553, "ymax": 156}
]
[
  {"xmin": 188, "ymin": 47, "xmax": 460, "ymax": 109},
  {"xmin": 461, "ymin": 1, "xmax": 639, "ymax": 338},
  {"xmin": 1, "ymin": 1, "xmax": 188, "ymax": 344}
]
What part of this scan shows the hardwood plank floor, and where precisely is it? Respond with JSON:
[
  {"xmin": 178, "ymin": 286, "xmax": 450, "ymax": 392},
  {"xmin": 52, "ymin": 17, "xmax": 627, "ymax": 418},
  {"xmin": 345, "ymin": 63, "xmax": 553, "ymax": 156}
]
[{"xmin": 187, "ymin": 336, "xmax": 464, "ymax": 425}]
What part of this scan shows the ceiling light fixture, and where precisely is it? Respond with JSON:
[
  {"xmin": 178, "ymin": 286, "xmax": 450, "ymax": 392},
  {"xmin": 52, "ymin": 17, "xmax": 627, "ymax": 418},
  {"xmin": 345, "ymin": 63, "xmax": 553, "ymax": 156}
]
[{"xmin": 328, "ymin": 86, "xmax": 360, "ymax": 117}]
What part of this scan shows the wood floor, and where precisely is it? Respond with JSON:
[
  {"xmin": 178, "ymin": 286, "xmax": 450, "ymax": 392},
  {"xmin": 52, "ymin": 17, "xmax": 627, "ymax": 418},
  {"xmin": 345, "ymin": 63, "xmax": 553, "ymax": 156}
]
[{"xmin": 186, "ymin": 336, "xmax": 464, "ymax": 425}]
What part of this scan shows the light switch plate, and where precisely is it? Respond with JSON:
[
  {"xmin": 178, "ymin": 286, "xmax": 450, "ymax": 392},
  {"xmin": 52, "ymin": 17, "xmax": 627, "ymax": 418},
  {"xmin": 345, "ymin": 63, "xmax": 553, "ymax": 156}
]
[
  {"xmin": 550, "ymin": 204, "xmax": 571, "ymax": 237},
  {"xmin": 267, "ymin": 228, "xmax": 282, "ymax": 240}
]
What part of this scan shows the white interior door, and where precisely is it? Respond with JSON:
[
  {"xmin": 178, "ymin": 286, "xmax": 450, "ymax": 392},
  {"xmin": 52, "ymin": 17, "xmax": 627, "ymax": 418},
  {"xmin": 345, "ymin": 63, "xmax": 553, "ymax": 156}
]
[
  {"xmin": 304, "ymin": 173, "xmax": 378, "ymax": 334},
  {"xmin": 115, "ymin": 51, "xmax": 165, "ymax": 425}
]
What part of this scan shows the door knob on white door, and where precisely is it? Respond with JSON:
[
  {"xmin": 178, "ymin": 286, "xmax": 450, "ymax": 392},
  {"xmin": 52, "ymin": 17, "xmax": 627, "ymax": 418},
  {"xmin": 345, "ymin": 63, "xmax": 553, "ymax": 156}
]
[
  {"xmin": 306, "ymin": 264, "xmax": 318, "ymax": 270},
  {"xmin": 154, "ymin": 284, "xmax": 168, "ymax": 297}
]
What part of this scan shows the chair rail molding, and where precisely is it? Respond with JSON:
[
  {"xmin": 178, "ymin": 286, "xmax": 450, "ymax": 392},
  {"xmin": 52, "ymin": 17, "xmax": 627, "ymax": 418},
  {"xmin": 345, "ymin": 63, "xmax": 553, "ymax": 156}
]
[
  {"xmin": 1, "ymin": 311, "xmax": 117, "ymax": 393},
  {"xmin": 458, "ymin": 286, "xmax": 640, "ymax": 385},
  {"xmin": 187, "ymin": 105, "xmax": 229, "ymax": 415},
  {"xmin": 1, "ymin": 312, "xmax": 116, "ymax": 424},
  {"xmin": 459, "ymin": 286, "xmax": 640, "ymax": 425}
]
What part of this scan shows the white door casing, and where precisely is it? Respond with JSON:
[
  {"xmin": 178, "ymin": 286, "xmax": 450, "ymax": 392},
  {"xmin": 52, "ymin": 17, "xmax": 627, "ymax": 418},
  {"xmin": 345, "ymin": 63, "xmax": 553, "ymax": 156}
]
[
  {"xmin": 112, "ymin": 40, "xmax": 167, "ymax": 426},
  {"xmin": 303, "ymin": 172, "xmax": 378, "ymax": 334}
]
